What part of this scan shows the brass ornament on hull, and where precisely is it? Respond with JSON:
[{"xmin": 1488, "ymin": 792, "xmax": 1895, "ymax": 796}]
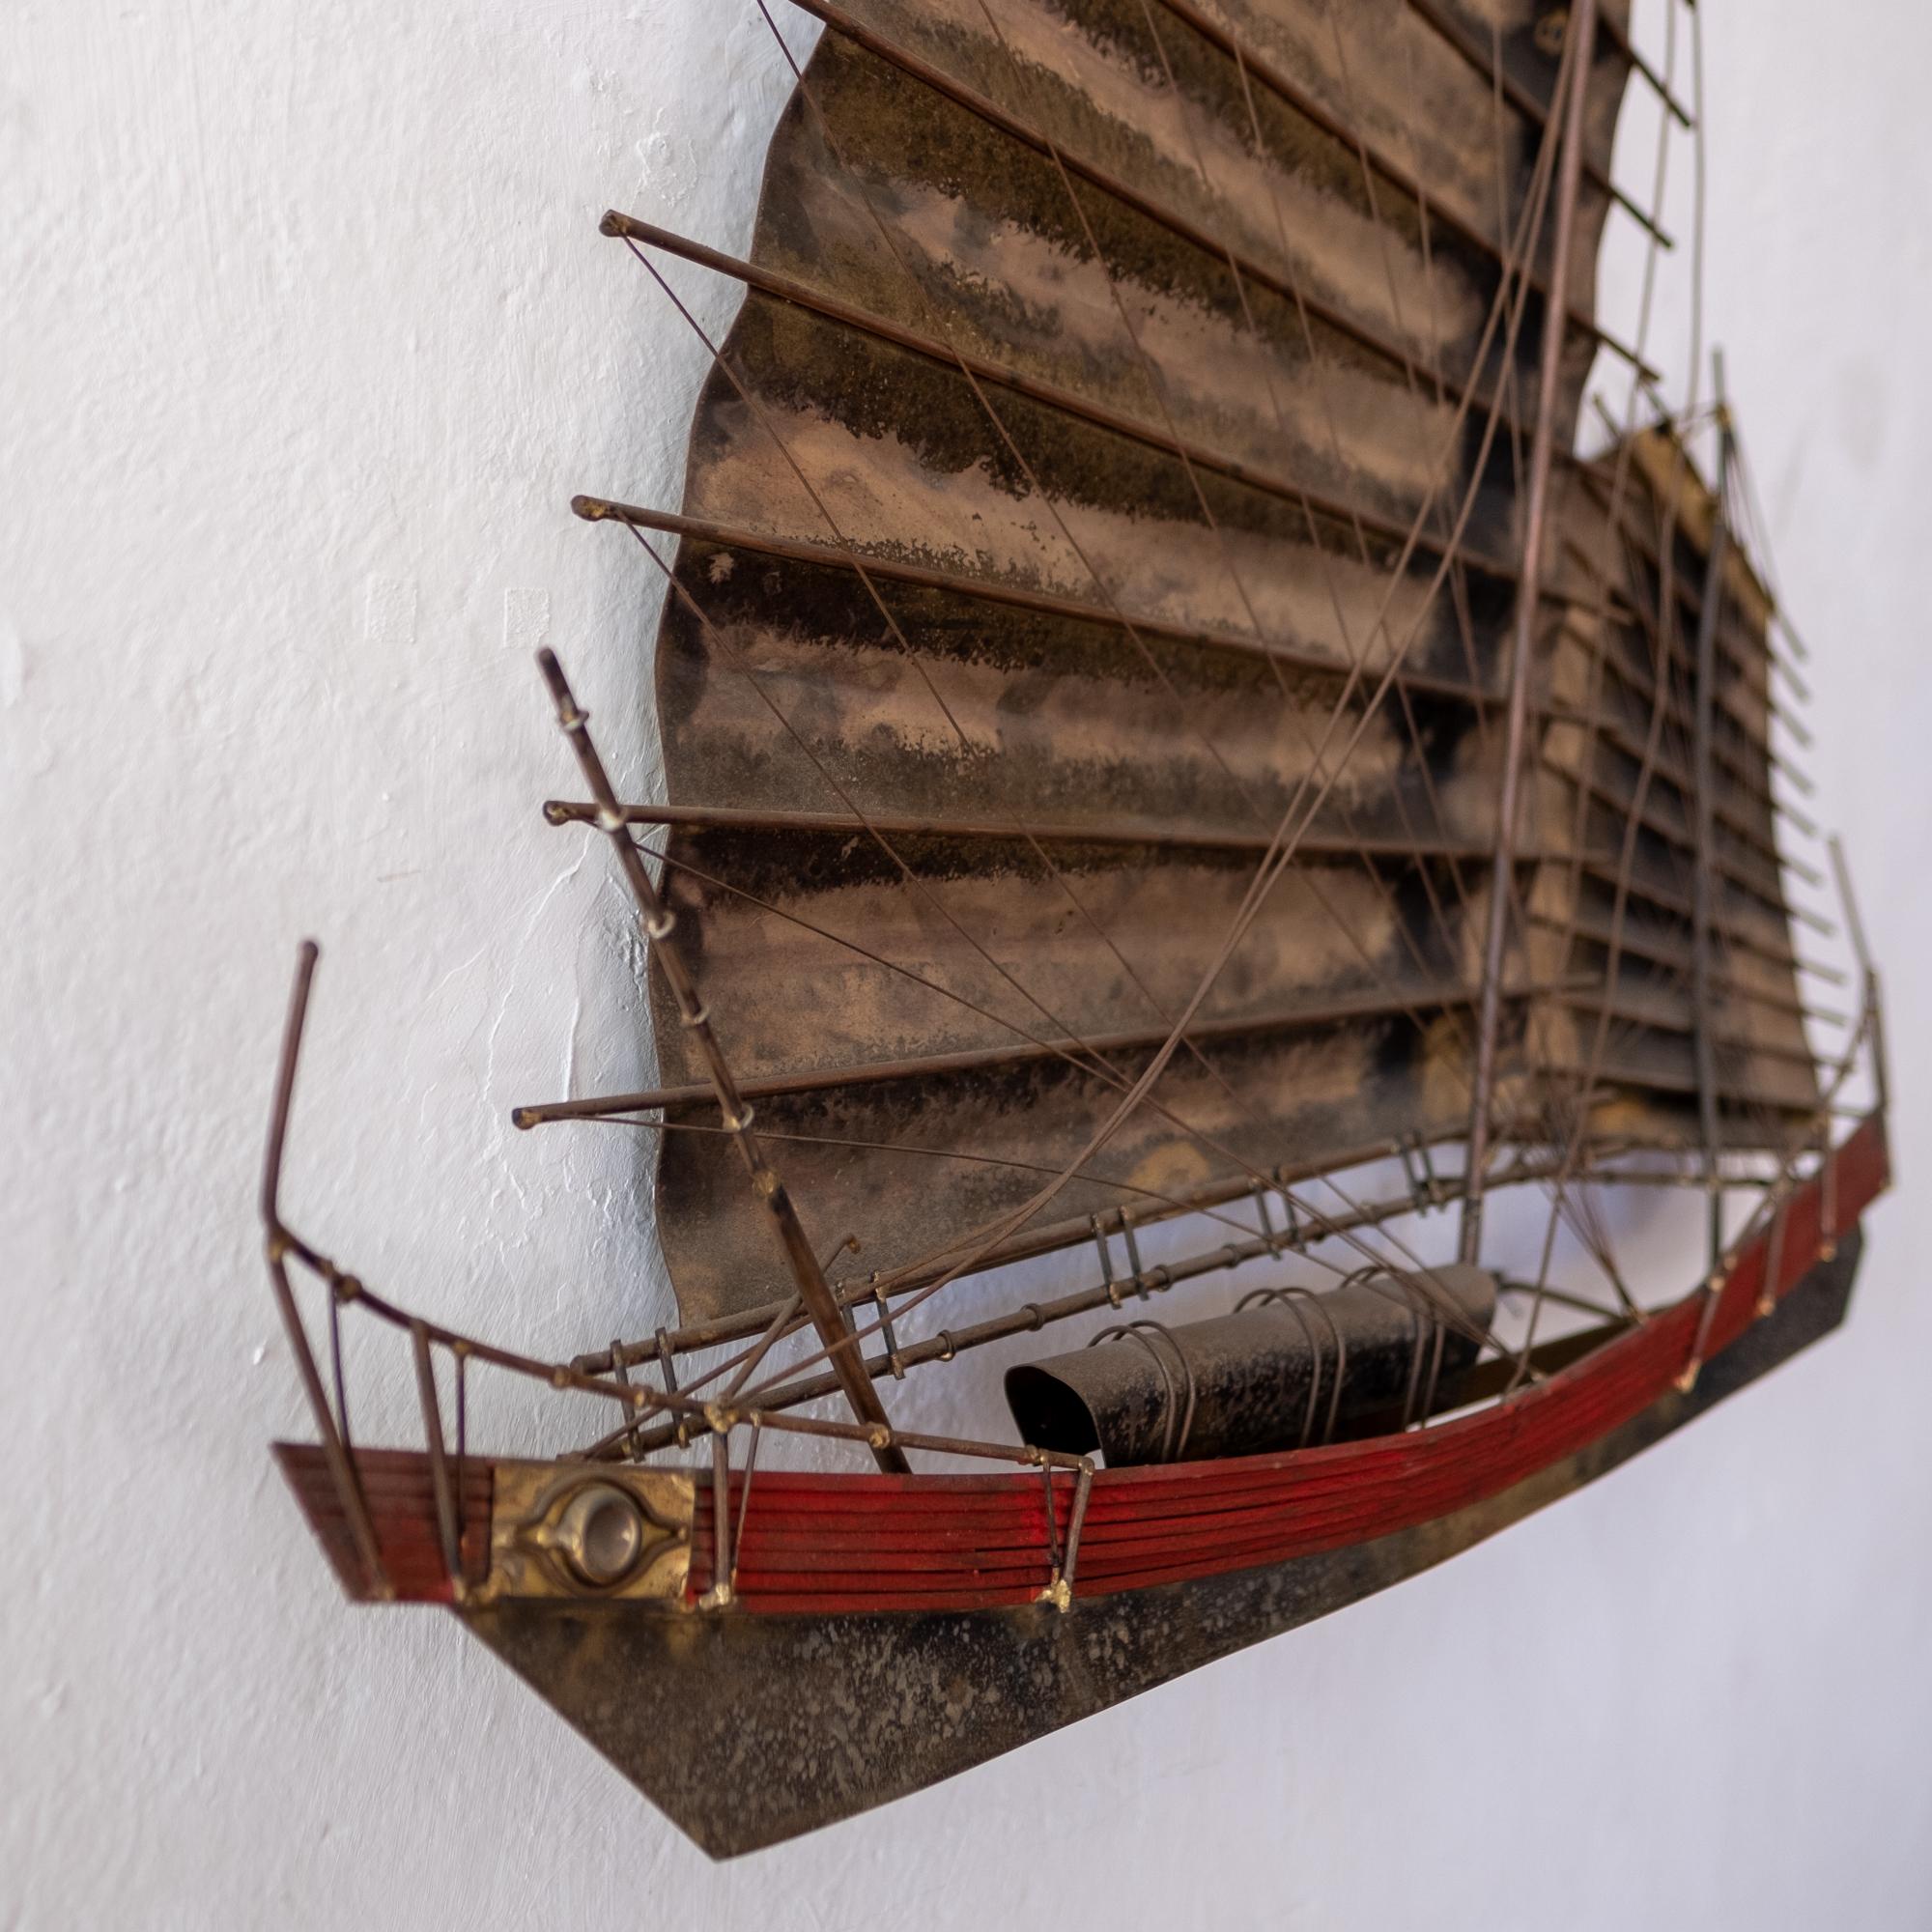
[{"xmin": 478, "ymin": 1463, "xmax": 694, "ymax": 1605}]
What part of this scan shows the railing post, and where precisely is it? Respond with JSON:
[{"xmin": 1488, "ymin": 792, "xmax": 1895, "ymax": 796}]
[
  {"xmin": 412, "ymin": 1321, "xmax": 465, "ymax": 1601},
  {"xmin": 261, "ymin": 942, "xmax": 389, "ymax": 1598}
]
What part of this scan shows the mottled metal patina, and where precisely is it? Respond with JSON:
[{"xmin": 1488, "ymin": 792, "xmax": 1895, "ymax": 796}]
[
  {"xmin": 466, "ymin": 1237, "xmax": 1861, "ymax": 1858},
  {"xmin": 592, "ymin": 0, "xmax": 1819, "ymax": 1324},
  {"xmin": 1006, "ymin": 1263, "xmax": 1497, "ymax": 1461}
]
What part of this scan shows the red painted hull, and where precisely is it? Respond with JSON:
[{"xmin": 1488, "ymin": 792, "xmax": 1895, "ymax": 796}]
[
  {"xmin": 699, "ymin": 1115, "xmax": 1888, "ymax": 1611},
  {"xmin": 284, "ymin": 1115, "xmax": 1889, "ymax": 1616}
]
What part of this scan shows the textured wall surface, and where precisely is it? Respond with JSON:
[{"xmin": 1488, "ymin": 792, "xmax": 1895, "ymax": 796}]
[{"xmin": 4, "ymin": 2, "xmax": 1928, "ymax": 1925}]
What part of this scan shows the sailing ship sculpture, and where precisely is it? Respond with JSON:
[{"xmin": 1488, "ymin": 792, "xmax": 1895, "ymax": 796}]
[{"xmin": 265, "ymin": 0, "xmax": 1889, "ymax": 1857}]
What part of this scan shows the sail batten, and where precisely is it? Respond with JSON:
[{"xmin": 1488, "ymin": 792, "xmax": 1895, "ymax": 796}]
[
  {"xmin": 552, "ymin": 797, "xmax": 1597, "ymax": 866},
  {"xmin": 1525, "ymin": 907, "xmax": 1836, "ymax": 1012},
  {"xmin": 1577, "ymin": 677, "xmax": 1802, "ymax": 834},
  {"xmin": 1553, "ymin": 993, "xmax": 1821, "ymax": 1074},
  {"xmin": 607, "ymin": 214, "xmax": 1542, "ymax": 574},
  {"xmin": 528, "ymin": 974, "xmax": 1585, "ymax": 1124},
  {"xmin": 589, "ymin": 497, "xmax": 1610, "ymax": 697},
  {"xmin": 1552, "ymin": 733, "xmax": 1800, "ymax": 884}
]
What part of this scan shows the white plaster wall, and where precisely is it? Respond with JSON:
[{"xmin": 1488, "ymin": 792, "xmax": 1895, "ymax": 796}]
[{"xmin": 4, "ymin": 2, "xmax": 1928, "ymax": 1924}]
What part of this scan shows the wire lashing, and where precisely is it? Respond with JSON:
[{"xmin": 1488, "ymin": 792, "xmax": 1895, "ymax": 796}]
[
  {"xmin": 1088, "ymin": 1319, "xmax": 1198, "ymax": 1463},
  {"xmin": 1237, "ymin": 1284, "xmax": 1349, "ymax": 1445}
]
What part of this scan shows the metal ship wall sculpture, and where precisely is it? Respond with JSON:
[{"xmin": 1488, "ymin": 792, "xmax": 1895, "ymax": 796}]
[{"xmin": 266, "ymin": 0, "xmax": 1890, "ymax": 1857}]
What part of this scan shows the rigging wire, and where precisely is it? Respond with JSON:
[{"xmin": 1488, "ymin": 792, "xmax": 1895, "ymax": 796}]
[
  {"xmin": 724, "ymin": 15, "xmax": 1592, "ymax": 1397},
  {"xmin": 558, "ymin": 0, "xmax": 1822, "ymax": 1430},
  {"xmin": 602, "ymin": 0, "xmax": 1558, "ymax": 1334}
]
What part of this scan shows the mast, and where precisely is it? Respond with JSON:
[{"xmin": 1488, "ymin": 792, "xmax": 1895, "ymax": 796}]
[
  {"xmin": 1459, "ymin": 0, "xmax": 1600, "ymax": 1267},
  {"xmin": 1691, "ymin": 355, "xmax": 1737, "ymax": 1269},
  {"xmin": 537, "ymin": 650, "xmax": 910, "ymax": 1475}
]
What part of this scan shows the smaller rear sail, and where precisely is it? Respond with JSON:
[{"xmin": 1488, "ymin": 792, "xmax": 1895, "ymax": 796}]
[{"xmin": 1520, "ymin": 426, "xmax": 1820, "ymax": 1159}]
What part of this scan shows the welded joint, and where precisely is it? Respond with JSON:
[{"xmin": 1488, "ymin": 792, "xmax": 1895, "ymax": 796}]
[{"xmin": 1036, "ymin": 1458, "xmax": 1094, "ymax": 1614}]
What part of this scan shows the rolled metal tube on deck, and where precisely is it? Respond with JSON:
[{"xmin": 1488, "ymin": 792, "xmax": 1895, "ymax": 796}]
[{"xmin": 1006, "ymin": 1267, "xmax": 1498, "ymax": 1466}]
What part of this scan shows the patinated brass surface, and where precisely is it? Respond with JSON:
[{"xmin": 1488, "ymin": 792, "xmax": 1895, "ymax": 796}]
[
  {"xmin": 587, "ymin": 0, "xmax": 1815, "ymax": 1324},
  {"xmin": 478, "ymin": 1462, "xmax": 695, "ymax": 1605}
]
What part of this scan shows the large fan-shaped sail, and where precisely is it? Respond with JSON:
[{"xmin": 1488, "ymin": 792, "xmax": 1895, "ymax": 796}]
[{"xmin": 565, "ymin": 0, "xmax": 1816, "ymax": 1324}]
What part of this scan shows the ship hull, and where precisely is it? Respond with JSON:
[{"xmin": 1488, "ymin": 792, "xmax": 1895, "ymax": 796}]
[
  {"xmin": 275, "ymin": 1115, "xmax": 1886, "ymax": 1857},
  {"xmin": 465, "ymin": 1231, "xmax": 1862, "ymax": 1857}
]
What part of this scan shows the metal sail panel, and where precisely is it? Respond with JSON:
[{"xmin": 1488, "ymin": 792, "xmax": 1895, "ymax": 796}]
[
  {"xmin": 653, "ymin": 546, "xmax": 1515, "ymax": 852},
  {"xmin": 645, "ymin": 796, "xmax": 1525, "ymax": 1317},
  {"xmin": 678, "ymin": 299, "xmax": 1496, "ymax": 680},
  {"xmin": 636, "ymin": 0, "xmax": 1632, "ymax": 1321},
  {"xmin": 653, "ymin": 1000, "xmax": 1487, "ymax": 1318},
  {"xmin": 799, "ymin": 0, "xmax": 1630, "ymax": 348},
  {"xmin": 750, "ymin": 53, "xmax": 1485, "ymax": 559},
  {"xmin": 1166, "ymin": 0, "xmax": 1631, "ymax": 292},
  {"xmin": 1517, "ymin": 434, "xmax": 1821, "ymax": 1156}
]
